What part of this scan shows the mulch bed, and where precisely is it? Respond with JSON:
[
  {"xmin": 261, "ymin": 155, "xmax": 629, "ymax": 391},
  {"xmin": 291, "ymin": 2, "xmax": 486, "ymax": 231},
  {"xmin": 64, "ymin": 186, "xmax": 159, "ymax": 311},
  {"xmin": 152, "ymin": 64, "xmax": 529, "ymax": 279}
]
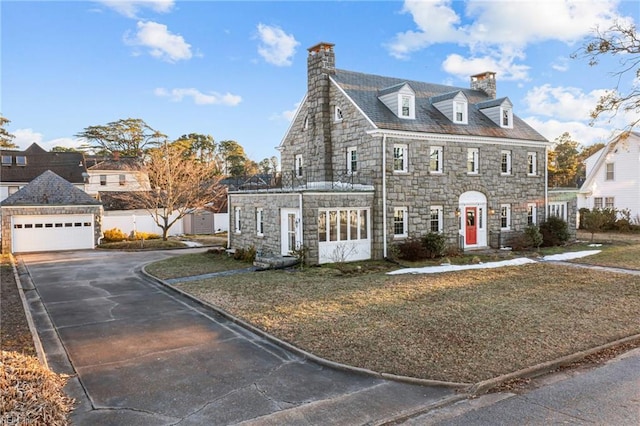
[{"xmin": 1, "ymin": 262, "xmax": 36, "ymax": 356}]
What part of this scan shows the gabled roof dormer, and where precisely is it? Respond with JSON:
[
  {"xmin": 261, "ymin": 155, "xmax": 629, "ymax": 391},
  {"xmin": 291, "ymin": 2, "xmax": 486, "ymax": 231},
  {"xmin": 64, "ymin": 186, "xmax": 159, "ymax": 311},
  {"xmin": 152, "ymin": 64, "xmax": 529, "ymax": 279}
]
[
  {"xmin": 477, "ymin": 97, "xmax": 514, "ymax": 129},
  {"xmin": 378, "ymin": 82, "xmax": 415, "ymax": 120},
  {"xmin": 431, "ymin": 91, "xmax": 468, "ymax": 125}
]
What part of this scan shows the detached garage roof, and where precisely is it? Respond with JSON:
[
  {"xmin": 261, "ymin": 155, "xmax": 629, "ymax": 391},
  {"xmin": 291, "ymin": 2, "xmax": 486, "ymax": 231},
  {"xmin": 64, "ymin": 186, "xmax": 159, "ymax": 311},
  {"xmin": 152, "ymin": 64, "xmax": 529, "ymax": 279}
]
[{"xmin": 0, "ymin": 170, "xmax": 102, "ymax": 206}]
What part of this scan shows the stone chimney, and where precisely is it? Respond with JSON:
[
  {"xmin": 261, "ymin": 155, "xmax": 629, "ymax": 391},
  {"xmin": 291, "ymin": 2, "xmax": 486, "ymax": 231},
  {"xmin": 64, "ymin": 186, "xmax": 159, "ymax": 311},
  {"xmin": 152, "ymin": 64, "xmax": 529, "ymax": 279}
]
[
  {"xmin": 470, "ymin": 71, "xmax": 496, "ymax": 99},
  {"xmin": 307, "ymin": 42, "xmax": 336, "ymax": 180}
]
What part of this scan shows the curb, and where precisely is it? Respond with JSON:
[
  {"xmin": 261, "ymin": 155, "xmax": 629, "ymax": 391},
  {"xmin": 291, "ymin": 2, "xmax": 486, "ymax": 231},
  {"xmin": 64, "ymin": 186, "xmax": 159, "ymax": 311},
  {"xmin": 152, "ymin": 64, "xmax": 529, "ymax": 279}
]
[
  {"xmin": 9, "ymin": 254, "xmax": 48, "ymax": 368},
  {"xmin": 140, "ymin": 265, "xmax": 471, "ymax": 391},
  {"xmin": 468, "ymin": 333, "xmax": 640, "ymax": 394}
]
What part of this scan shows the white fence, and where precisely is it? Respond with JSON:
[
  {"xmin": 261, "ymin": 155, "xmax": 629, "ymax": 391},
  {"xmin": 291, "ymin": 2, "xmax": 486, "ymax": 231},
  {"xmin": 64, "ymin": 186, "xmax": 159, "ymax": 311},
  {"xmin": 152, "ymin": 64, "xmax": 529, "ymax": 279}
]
[
  {"xmin": 102, "ymin": 210, "xmax": 184, "ymax": 238},
  {"xmin": 213, "ymin": 213, "xmax": 229, "ymax": 233}
]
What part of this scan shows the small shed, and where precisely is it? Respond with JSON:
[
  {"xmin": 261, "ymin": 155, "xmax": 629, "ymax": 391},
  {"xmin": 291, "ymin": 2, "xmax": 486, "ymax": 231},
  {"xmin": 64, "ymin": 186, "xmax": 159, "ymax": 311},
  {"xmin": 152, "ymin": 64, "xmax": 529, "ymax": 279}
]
[{"xmin": 183, "ymin": 209, "xmax": 215, "ymax": 235}]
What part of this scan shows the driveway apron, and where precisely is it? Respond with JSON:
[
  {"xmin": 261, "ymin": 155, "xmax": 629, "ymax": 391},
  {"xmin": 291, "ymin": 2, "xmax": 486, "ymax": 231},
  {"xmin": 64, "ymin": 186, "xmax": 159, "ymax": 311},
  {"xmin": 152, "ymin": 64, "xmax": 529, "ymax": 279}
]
[{"xmin": 19, "ymin": 250, "xmax": 456, "ymax": 425}]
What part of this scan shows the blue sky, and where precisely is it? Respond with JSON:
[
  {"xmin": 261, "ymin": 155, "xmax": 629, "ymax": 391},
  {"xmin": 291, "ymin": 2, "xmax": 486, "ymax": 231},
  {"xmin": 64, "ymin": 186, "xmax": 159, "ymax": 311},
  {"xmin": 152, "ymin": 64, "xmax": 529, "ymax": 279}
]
[{"xmin": 2, "ymin": 0, "xmax": 638, "ymax": 162}]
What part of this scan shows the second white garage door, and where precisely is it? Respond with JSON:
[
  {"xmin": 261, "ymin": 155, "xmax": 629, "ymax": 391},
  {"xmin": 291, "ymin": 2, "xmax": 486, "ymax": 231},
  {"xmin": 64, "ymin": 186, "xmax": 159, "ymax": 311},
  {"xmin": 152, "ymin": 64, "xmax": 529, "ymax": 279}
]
[{"xmin": 12, "ymin": 214, "xmax": 95, "ymax": 253}]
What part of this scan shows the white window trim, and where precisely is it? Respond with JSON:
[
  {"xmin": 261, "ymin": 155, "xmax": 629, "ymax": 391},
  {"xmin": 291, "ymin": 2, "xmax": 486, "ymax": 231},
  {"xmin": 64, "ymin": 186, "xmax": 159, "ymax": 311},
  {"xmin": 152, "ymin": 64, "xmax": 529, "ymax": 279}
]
[
  {"xmin": 256, "ymin": 208, "xmax": 264, "ymax": 237},
  {"xmin": 234, "ymin": 207, "xmax": 242, "ymax": 234},
  {"xmin": 347, "ymin": 146, "xmax": 357, "ymax": 174},
  {"xmin": 500, "ymin": 204, "xmax": 511, "ymax": 230},
  {"xmin": 393, "ymin": 144, "xmax": 408, "ymax": 173},
  {"xmin": 501, "ymin": 107, "xmax": 513, "ymax": 128},
  {"xmin": 548, "ymin": 202, "xmax": 567, "ymax": 221},
  {"xmin": 430, "ymin": 146, "xmax": 443, "ymax": 174},
  {"xmin": 430, "ymin": 206, "xmax": 443, "ymax": 234},
  {"xmin": 454, "ymin": 101, "xmax": 468, "ymax": 124},
  {"xmin": 399, "ymin": 94, "xmax": 415, "ymax": 119},
  {"xmin": 334, "ymin": 106, "xmax": 343, "ymax": 122},
  {"xmin": 527, "ymin": 203, "xmax": 537, "ymax": 225},
  {"xmin": 605, "ymin": 163, "xmax": 614, "ymax": 181},
  {"xmin": 467, "ymin": 148, "xmax": 479, "ymax": 175},
  {"xmin": 527, "ymin": 152, "xmax": 538, "ymax": 176},
  {"xmin": 501, "ymin": 150, "xmax": 512, "ymax": 175},
  {"xmin": 393, "ymin": 207, "xmax": 408, "ymax": 239}
]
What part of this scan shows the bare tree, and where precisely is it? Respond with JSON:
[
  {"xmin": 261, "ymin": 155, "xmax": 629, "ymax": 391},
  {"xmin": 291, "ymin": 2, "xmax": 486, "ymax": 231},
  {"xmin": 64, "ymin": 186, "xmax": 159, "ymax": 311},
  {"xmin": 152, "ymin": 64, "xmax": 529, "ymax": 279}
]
[
  {"xmin": 574, "ymin": 20, "xmax": 640, "ymax": 131},
  {"xmin": 117, "ymin": 143, "xmax": 225, "ymax": 240}
]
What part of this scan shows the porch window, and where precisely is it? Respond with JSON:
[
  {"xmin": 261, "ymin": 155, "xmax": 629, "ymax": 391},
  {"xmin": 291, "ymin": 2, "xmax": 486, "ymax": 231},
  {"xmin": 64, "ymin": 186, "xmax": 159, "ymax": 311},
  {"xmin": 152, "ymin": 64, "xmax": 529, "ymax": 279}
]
[
  {"xmin": 393, "ymin": 207, "xmax": 408, "ymax": 238},
  {"xmin": 429, "ymin": 146, "xmax": 443, "ymax": 173},
  {"xmin": 548, "ymin": 202, "xmax": 567, "ymax": 221},
  {"xmin": 500, "ymin": 204, "xmax": 511, "ymax": 230},
  {"xmin": 318, "ymin": 208, "xmax": 370, "ymax": 241},
  {"xmin": 430, "ymin": 206, "xmax": 443, "ymax": 233},
  {"xmin": 318, "ymin": 211, "xmax": 327, "ymax": 242}
]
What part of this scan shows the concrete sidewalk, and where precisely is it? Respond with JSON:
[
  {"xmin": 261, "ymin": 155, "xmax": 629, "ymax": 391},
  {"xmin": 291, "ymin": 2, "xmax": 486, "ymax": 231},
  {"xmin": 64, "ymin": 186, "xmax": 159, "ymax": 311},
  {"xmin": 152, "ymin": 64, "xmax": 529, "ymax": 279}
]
[{"xmin": 18, "ymin": 250, "xmax": 462, "ymax": 425}]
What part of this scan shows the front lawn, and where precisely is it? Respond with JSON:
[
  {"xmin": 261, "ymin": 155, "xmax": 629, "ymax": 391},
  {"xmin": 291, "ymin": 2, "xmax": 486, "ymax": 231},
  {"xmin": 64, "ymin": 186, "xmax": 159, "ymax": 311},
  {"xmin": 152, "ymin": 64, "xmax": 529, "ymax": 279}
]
[{"xmin": 145, "ymin": 251, "xmax": 248, "ymax": 279}]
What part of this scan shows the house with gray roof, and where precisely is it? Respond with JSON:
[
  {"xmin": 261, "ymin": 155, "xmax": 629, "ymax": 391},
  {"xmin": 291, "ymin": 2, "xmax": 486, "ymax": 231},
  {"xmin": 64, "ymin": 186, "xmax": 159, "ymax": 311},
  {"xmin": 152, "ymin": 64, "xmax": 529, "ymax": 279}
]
[
  {"xmin": 0, "ymin": 143, "xmax": 88, "ymax": 202},
  {"xmin": 1, "ymin": 170, "xmax": 102, "ymax": 253},
  {"xmin": 228, "ymin": 42, "xmax": 552, "ymax": 264}
]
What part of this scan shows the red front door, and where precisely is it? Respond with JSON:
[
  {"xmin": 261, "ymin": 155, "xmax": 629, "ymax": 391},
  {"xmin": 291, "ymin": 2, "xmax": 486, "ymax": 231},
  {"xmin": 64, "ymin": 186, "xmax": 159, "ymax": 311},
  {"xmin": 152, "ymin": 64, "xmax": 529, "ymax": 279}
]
[{"xmin": 465, "ymin": 207, "xmax": 477, "ymax": 245}]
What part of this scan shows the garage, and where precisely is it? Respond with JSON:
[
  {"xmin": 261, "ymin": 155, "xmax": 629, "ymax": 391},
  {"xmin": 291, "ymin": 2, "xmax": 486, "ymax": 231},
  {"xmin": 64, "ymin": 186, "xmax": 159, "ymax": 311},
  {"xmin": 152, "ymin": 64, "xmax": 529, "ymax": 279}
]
[
  {"xmin": 11, "ymin": 214, "xmax": 95, "ymax": 253},
  {"xmin": 1, "ymin": 170, "xmax": 103, "ymax": 254}
]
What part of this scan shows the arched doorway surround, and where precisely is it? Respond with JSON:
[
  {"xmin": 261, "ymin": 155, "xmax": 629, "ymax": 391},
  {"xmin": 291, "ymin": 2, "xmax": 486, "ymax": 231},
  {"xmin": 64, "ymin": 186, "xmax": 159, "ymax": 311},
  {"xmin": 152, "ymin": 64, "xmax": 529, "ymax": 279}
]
[{"xmin": 459, "ymin": 191, "xmax": 487, "ymax": 248}]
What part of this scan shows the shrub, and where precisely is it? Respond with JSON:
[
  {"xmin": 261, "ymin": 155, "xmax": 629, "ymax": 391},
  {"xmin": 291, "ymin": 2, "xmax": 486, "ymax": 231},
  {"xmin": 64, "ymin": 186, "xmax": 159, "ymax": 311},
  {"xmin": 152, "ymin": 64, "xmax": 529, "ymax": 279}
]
[
  {"xmin": 540, "ymin": 216, "xmax": 569, "ymax": 247},
  {"xmin": 233, "ymin": 246, "xmax": 256, "ymax": 263},
  {"xmin": 395, "ymin": 238, "xmax": 428, "ymax": 261},
  {"xmin": 131, "ymin": 231, "xmax": 161, "ymax": 240},
  {"xmin": 421, "ymin": 232, "xmax": 447, "ymax": 259},
  {"xmin": 524, "ymin": 224, "xmax": 543, "ymax": 249},
  {"xmin": 102, "ymin": 228, "xmax": 128, "ymax": 242}
]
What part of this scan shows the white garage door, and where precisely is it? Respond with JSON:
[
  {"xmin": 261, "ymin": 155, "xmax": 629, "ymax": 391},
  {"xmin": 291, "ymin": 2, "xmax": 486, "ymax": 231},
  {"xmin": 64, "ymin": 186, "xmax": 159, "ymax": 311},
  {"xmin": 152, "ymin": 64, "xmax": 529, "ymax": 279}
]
[{"xmin": 12, "ymin": 214, "xmax": 95, "ymax": 253}]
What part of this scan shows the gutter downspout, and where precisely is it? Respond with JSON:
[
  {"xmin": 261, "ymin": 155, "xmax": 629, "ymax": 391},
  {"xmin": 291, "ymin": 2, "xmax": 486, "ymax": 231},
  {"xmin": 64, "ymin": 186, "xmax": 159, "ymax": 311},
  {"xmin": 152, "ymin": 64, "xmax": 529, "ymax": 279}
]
[
  {"xmin": 382, "ymin": 134, "xmax": 388, "ymax": 258},
  {"xmin": 298, "ymin": 192, "xmax": 303, "ymax": 250},
  {"xmin": 227, "ymin": 191, "xmax": 231, "ymax": 249}
]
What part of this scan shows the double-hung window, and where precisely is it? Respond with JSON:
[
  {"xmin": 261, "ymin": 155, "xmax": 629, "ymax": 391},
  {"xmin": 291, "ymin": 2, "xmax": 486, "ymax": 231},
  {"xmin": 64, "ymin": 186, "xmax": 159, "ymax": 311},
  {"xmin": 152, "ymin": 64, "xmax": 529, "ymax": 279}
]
[
  {"xmin": 527, "ymin": 152, "xmax": 538, "ymax": 175},
  {"xmin": 605, "ymin": 163, "xmax": 614, "ymax": 180},
  {"xmin": 429, "ymin": 206, "xmax": 443, "ymax": 233},
  {"xmin": 334, "ymin": 106, "xmax": 343, "ymax": 122},
  {"xmin": 393, "ymin": 144, "xmax": 408, "ymax": 173},
  {"xmin": 393, "ymin": 207, "xmax": 408, "ymax": 238},
  {"xmin": 467, "ymin": 148, "xmax": 479, "ymax": 174},
  {"xmin": 500, "ymin": 204, "xmax": 511, "ymax": 230},
  {"xmin": 401, "ymin": 96, "xmax": 411, "ymax": 118},
  {"xmin": 501, "ymin": 150, "xmax": 511, "ymax": 175},
  {"xmin": 454, "ymin": 102, "xmax": 467, "ymax": 124},
  {"xmin": 347, "ymin": 146, "xmax": 357, "ymax": 174},
  {"xmin": 594, "ymin": 197, "xmax": 603, "ymax": 209},
  {"xmin": 429, "ymin": 146, "xmax": 443, "ymax": 173},
  {"xmin": 605, "ymin": 197, "xmax": 615, "ymax": 209}
]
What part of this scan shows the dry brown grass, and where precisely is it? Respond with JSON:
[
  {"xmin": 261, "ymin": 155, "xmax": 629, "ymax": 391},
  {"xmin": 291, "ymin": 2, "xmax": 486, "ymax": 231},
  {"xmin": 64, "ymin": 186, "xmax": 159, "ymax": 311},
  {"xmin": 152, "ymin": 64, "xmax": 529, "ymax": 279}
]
[
  {"xmin": 1, "ymin": 351, "xmax": 74, "ymax": 425},
  {"xmin": 175, "ymin": 263, "xmax": 640, "ymax": 383}
]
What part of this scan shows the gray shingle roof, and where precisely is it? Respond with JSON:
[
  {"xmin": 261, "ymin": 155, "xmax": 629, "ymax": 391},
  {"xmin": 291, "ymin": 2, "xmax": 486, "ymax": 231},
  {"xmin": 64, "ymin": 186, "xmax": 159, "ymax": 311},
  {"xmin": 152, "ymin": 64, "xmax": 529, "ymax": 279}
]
[
  {"xmin": 331, "ymin": 69, "xmax": 547, "ymax": 141},
  {"xmin": 0, "ymin": 143, "xmax": 87, "ymax": 183},
  {"xmin": 0, "ymin": 170, "xmax": 102, "ymax": 206}
]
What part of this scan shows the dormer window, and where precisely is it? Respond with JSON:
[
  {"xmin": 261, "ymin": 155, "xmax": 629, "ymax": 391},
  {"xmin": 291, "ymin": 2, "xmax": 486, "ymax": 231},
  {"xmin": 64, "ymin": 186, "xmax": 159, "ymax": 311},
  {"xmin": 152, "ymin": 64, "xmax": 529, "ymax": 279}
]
[
  {"xmin": 334, "ymin": 106, "xmax": 343, "ymax": 122},
  {"xmin": 454, "ymin": 101, "xmax": 467, "ymax": 124},
  {"xmin": 16, "ymin": 156, "xmax": 27, "ymax": 166},
  {"xmin": 1, "ymin": 155, "xmax": 11, "ymax": 166},
  {"xmin": 501, "ymin": 108, "xmax": 513, "ymax": 128},
  {"xmin": 378, "ymin": 83, "xmax": 415, "ymax": 119}
]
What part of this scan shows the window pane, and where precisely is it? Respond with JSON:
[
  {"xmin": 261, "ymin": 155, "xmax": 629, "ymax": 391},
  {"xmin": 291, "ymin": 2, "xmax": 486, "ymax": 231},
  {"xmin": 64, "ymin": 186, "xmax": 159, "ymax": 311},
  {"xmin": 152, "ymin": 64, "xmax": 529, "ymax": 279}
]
[
  {"xmin": 318, "ymin": 211, "xmax": 327, "ymax": 242},
  {"xmin": 340, "ymin": 210, "xmax": 348, "ymax": 241},
  {"xmin": 359, "ymin": 210, "xmax": 368, "ymax": 240},
  {"xmin": 349, "ymin": 210, "xmax": 358, "ymax": 240},
  {"xmin": 329, "ymin": 211, "xmax": 338, "ymax": 241}
]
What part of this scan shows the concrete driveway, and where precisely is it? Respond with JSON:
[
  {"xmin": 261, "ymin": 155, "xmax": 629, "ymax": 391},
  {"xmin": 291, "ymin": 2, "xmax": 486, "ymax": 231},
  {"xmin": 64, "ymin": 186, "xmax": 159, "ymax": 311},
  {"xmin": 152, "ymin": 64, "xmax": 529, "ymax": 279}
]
[{"xmin": 18, "ymin": 249, "xmax": 458, "ymax": 425}]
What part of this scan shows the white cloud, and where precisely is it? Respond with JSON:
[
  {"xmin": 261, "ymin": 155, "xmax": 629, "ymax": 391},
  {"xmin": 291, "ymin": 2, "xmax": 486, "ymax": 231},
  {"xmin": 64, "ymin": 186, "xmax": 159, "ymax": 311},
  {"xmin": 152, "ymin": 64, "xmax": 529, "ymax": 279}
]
[
  {"xmin": 523, "ymin": 84, "xmax": 609, "ymax": 121},
  {"xmin": 270, "ymin": 102, "xmax": 300, "ymax": 122},
  {"xmin": 98, "ymin": 0, "xmax": 174, "ymax": 19},
  {"xmin": 155, "ymin": 87, "xmax": 242, "ymax": 106},
  {"xmin": 442, "ymin": 52, "xmax": 530, "ymax": 81},
  {"xmin": 522, "ymin": 116, "xmax": 614, "ymax": 146},
  {"xmin": 387, "ymin": 0, "xmax": 627, "ymax": 81},
  {"xmin": 256, "ymin": 23, "xmax": 299, "ymax": 66},
  {"xmin": 13, "ymin": 129, "xmax": 85, "ymax": 152},
  {"xmin": 125, "ymin": 21, "xmax": 192, "ymax": 63},
  {"xmin": 551, "ymin": 57, "xmax": 570, "ymax": 72}
]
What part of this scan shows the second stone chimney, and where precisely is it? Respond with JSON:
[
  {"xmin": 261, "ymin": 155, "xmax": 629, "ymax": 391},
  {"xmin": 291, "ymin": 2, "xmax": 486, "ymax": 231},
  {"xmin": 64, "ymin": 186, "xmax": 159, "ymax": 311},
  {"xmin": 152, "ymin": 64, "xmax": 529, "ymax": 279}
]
[{"xmin": 470, "ymin": 71, "xmax": 496, "ymax": 99}]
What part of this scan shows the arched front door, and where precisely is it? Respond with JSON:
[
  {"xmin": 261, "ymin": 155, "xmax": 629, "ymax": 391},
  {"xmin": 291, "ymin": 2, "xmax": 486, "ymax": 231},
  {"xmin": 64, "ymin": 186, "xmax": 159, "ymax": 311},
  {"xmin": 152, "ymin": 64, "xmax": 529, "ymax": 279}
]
[{"xmin": 459, "ymin": 191, "xmax": 487, "ymax": 248}]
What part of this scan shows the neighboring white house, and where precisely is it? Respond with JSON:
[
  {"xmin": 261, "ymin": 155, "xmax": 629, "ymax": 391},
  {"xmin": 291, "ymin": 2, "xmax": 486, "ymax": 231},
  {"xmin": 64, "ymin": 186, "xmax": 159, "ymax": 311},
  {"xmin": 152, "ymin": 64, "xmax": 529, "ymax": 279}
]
[
  {"xmin": 84, "ymin": 154, "xmax": 150, "ymax": 197},
  {"xmin": 578, "ymin": 132, "xmax": 640, "ymax": 220}
]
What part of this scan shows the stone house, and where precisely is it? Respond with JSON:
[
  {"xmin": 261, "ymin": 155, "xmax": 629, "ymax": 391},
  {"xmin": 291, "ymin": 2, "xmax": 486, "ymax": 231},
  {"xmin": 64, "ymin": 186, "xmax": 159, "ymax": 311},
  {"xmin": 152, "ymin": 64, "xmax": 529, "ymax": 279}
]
[{"xmin": 228, "ymin": 42, "xmax": 553, "ymax": 265}]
